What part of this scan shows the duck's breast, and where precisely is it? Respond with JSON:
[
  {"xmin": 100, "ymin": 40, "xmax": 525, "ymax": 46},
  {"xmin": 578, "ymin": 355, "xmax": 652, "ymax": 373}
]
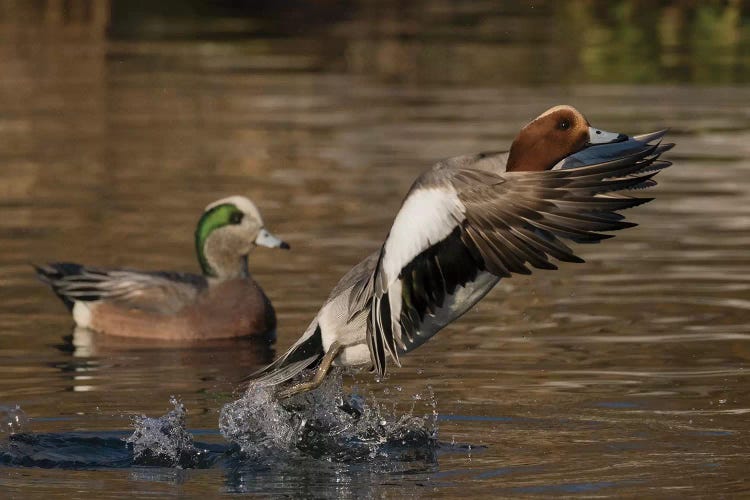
[{"xmin": 186, "ymin": 278, "xmax": 276, "ymax": 340}]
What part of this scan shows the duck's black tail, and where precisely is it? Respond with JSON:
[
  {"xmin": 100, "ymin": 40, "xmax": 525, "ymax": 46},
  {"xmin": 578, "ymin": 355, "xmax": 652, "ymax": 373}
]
[
  {"xmin": 240, "ymin": 323, "xmax": 324, "ymax": 390},
  {"xmin": 33, "ymin": 262, "xmax": 91, "ymax": 311}
]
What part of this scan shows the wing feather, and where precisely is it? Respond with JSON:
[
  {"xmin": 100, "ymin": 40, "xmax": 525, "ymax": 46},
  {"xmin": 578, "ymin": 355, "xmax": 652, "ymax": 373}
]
[
  {"xmin": 35, "ymin": 263, "xmax": 205, "ymax": 314},
  {"xmin": 365, "ymin": 134, "xmax": 673, "ymax": 376}
]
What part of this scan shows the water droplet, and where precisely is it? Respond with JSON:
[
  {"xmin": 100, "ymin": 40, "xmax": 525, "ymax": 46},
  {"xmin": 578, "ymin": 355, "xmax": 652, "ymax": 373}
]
[
  {"xmin": 0, "ymin": 405, "xmax": 29, "ymax": 435},
  {"xmin": 216, "ymin": 369, "xmax": 439, "ymax": 461},
  {"xmin": 126, "ymin": 397, "xmax": 197, "ymax": 467}
]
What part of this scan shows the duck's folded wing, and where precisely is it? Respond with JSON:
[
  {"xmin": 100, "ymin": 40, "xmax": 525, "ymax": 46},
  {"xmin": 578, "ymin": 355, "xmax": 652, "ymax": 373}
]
[
  {"xmin": 367, "ymin": 138, "xmax": 674, "ymax": 376},
  {"xmin": 35, "ymin": 263, "xmax": 206, "ymax": 314}
]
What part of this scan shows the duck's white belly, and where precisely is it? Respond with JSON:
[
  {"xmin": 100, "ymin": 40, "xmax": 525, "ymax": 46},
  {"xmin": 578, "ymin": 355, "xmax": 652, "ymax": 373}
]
[
  {"xmin": 318, "ymin": 299, "xmax": 370, "ymax": 367},
  {"xmin": 336, "ymin": 342, "xmax": 371, "ymax": 366}
]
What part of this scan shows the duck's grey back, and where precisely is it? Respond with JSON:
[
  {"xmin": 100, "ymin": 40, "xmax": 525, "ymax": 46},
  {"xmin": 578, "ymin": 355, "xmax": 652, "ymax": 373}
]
[
  {"xmin": 325, "ymin": 251, "xmax": 379, "ymax": 307},
  {"xmin": 432, "ymin": 150, "xmax": 509, "ymax": 175}
]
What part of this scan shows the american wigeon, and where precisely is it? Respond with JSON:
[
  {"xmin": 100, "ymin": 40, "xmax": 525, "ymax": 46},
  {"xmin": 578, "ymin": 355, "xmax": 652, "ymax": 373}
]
[
  {"xmin": 36, "ymin": 195, "xmax": 289, "ymax": 341},
  {"xmin": 244, "ymin": 105, "xmax": 674, "ymax": 397}
]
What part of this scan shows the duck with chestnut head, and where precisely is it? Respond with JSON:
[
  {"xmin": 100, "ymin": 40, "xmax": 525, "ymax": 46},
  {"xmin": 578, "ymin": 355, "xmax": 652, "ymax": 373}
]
[{"xmin": 244, "ymin": 105, "xmax": 674, "ymax": 397}]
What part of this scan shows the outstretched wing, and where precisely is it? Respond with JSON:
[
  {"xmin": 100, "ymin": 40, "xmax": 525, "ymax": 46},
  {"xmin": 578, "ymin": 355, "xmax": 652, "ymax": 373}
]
[
  {"xmin": 35, "ymin": 263, "xmax": 206, "ymax": 314},
  {"xmin": 367, "ymin": 136, "xmax": 674, "ymax": 376}
]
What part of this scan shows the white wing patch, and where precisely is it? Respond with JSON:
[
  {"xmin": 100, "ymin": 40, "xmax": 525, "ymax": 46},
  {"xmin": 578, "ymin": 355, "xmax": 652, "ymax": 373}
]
[
  {"xmin": 371, "ymin": 186, "xmax": 467, "ymax": 369},
  {"xmin": 382, "ymin": 187, "xmax": 465, "ymax": 283}
]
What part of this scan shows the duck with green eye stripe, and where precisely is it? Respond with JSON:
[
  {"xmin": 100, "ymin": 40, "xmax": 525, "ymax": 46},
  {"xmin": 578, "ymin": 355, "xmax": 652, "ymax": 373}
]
[{"xmin": 36, "ymin": 195, "xmax": 289, "ymax": 341}]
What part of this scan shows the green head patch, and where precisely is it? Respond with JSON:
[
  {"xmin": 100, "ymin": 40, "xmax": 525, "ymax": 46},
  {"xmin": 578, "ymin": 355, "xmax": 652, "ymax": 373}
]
[{"xmin": 195, "ymin": 203, "xmax": 245, "ymax": 276}]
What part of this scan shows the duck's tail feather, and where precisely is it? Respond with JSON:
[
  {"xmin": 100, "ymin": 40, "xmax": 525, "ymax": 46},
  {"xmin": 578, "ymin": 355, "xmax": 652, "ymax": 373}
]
[
  {"xmin": 240, "ymin": 324, "xmax": 324, "ymax": 390},
  {"xmin": 33, "ymin": 262, "xmax": 90, "ymax": 311}
]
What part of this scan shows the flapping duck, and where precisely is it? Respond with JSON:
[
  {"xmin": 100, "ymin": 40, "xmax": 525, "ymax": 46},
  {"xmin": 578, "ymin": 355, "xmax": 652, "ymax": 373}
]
[{"xmin": 245, "ymin": 105, "xmax": 674, "ymax": 397}]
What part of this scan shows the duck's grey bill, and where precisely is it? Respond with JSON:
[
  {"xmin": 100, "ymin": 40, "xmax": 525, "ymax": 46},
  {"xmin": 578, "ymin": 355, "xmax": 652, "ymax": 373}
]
[
  {"xmin": 555, "ymin": 129, "xmax": 667, "ymax": 170},
  {"xmin": 255, "ymin": 229, "xmax": 290, "ymax": 249},
  {"xmin": 588, "ymin": 126, "xmax": 627, "ymax": 145}
]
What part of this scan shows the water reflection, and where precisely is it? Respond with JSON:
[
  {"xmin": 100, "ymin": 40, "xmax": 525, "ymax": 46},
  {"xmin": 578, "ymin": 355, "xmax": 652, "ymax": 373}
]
[{"xmin": 51, "ymin": 328, "xmax": 275, "ymax": 394}]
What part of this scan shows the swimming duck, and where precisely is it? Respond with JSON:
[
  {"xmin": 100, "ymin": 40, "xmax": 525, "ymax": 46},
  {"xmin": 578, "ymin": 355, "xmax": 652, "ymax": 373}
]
[
  {"xmin": 36, "ymin": 195, "xmax": 289, "ymax": 341},
  {"xmin": 245, "ymin": 105, "xmax": 674, "ymax": 397}
]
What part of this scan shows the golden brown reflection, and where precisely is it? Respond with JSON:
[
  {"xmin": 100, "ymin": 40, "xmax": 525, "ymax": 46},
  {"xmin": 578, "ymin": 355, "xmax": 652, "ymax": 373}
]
[{"xmin": 61, "ymin": 327, "xmax": 274, "ymax": 393}]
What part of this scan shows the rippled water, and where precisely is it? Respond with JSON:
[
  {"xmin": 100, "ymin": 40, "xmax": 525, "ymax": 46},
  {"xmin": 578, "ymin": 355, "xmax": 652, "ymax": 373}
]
[{"xmin": 1, "ymin": 1, "xmax": 750, "ymax": 497}]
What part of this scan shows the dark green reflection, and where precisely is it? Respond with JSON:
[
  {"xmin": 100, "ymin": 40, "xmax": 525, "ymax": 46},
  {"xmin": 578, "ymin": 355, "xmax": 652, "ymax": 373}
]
[{"xmin": 7, "ymin": 0, "xmax": 750, "ymax": 84}]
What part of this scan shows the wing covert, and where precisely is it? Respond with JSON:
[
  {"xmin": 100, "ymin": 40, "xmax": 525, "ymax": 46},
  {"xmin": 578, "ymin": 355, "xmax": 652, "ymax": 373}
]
[{"xmin": 366, "ymin": 135, "xmax": 673, "ymax": 375}]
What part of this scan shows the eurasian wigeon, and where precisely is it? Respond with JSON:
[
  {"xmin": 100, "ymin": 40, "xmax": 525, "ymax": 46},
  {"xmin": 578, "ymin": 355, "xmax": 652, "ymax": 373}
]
[
  {"xmin": 244, "ymin": 105, "xmax": 674, "ymax": 397},
  {"xmin": 36, "ymin": 195, "xmax": 289, "ymax": 341}
]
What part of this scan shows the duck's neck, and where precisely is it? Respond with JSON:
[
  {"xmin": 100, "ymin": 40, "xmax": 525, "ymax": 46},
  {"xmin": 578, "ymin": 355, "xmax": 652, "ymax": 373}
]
[
  {"xmin": 506, "ymin": 133, "xmax": 548, "ymax": 172},
  {"xmin": 199, "ymin": 238, "xmax": 250, "ymax": 281}
]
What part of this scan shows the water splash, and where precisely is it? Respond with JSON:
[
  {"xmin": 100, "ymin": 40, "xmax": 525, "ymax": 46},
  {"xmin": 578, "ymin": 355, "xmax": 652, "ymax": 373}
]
[
  {"xmin": 219, "ymin": 370, "xmax": 439, "ymax": 464},
  {"xmin": 126, "ymin": 396, "xmax": 204, "ymax": 468},
  {"xmin": 219, "ymin": 382, "xmax": 297, "ymax": 455},
  {"xmin": 0, "ymin": 405, "xmax": 29, "ymax": 435}
]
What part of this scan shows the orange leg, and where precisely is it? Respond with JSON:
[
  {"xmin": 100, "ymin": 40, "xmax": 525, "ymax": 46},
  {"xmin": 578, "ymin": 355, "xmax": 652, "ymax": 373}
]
[{"xmin": 277, "ymin": 341, "xmax": 343, "ymax": 399}]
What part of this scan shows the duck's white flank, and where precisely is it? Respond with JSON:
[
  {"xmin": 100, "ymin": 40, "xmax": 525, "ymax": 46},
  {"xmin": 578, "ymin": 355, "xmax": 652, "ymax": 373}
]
[{"xmin": 72, "ymin": 301, "xmax": 93, "ymax": 329}]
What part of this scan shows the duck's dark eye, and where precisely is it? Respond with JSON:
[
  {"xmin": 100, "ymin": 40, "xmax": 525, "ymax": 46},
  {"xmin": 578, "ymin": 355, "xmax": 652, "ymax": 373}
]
[
  {"xmin": 558, "ymin": 119, "xmax": 571, "ymax": 131},
  {"xmin": 229, "ymin": 211, "xmax": 244, "ymax": 224}
]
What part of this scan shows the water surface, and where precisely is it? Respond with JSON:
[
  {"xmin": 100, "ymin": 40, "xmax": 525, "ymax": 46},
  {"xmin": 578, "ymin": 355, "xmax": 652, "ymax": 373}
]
[{"xmin": 1, "ymin": 1, "xmax": 750, "ymax": 497}]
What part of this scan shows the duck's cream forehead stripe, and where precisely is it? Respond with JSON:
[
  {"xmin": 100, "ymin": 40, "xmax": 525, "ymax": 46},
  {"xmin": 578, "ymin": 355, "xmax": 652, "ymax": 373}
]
[
  {"xmin": 527, "ymin": 105, "xmax": 583, "ymax": 127},
  {"xmin": 205, "ymin": 195, "xmax": 263, "ymax": 224},
  {"xmin": 535, "ymin": 105, "xmax": 579, "ymax": 119}
]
